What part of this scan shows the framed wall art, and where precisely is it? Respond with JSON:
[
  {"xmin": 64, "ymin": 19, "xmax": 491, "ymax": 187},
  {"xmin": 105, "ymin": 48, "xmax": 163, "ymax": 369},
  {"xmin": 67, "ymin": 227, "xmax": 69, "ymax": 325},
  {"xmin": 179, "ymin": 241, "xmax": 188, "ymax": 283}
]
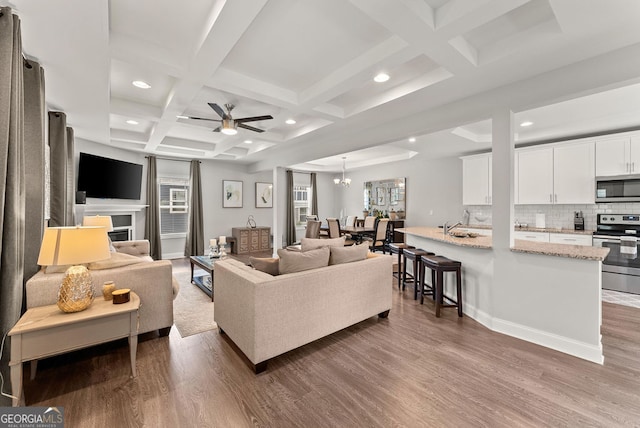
[
  {"xmin": 223, "ymin": 180, "xmax": 243, "ymax": 208},
  {"xmin": 255, "ymin": 182, "xmax": 273, "ymax": 208}
]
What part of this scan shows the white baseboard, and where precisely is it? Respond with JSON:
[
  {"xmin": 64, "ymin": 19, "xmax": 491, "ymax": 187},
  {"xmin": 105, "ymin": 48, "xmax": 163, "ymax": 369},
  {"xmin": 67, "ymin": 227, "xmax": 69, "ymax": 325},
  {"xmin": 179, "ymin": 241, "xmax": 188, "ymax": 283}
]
[
  {"xmin": 491, "ymin": 318, "xmax": 603, "ymax": 364},
  {"xmin": 462, "ymin": 303, "xmax": 603, "ymax": 364}
]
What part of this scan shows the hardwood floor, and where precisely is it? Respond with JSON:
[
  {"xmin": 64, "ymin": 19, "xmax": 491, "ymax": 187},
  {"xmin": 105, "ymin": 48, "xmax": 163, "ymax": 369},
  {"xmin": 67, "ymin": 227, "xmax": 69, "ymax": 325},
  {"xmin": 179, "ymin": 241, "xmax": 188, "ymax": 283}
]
[{"xmin": 23, "ymin": 268, "xmax": 640, "ymax": 427}]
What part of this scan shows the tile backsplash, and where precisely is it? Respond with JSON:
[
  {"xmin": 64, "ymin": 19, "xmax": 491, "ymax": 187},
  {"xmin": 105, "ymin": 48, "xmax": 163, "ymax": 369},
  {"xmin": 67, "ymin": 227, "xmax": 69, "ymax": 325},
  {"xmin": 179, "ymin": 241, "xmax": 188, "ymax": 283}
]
[{"xmin": 466, "ymin": 203, "xmax": 640, "ymax": 231}]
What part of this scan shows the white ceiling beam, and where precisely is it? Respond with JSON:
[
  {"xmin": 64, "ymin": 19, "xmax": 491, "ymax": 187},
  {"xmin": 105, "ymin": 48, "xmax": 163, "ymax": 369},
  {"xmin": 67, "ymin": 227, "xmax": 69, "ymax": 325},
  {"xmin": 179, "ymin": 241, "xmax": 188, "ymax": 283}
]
[
  {"xmin": 249, "ymin": 41, "xmax": 640, "ymax": 172},
  {"xmin": 144, "ymin": 0, "xmax": 269, "ymax": 151}
]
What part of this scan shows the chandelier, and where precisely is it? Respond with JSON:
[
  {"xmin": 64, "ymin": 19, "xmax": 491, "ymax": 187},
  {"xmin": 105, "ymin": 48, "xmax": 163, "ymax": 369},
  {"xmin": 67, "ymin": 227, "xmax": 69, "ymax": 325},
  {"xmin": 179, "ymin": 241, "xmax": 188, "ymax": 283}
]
[{"xmin": 334, "ymin": 157, "xmax": 351, "ymax": 187}]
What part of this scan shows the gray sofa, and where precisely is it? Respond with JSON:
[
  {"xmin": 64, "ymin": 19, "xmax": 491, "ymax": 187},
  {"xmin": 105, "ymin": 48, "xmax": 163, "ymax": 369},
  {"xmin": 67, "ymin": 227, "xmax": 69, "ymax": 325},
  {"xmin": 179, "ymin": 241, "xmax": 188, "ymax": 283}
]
[
  {"xmin": 26, "ymin": 240, "xmax": 178, "ymax": 336},
  {"xmin": 213, "ymin": 254, "xmax": 393, "ymax": 373}
]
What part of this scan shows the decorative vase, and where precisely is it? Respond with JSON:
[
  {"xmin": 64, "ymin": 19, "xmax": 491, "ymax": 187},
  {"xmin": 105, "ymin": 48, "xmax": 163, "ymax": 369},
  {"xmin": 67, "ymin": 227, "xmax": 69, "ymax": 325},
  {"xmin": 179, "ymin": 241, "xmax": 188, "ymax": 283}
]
[
  {"xmin": 102, "ymin": 281, "xmax": 116, "ymax": 300},
  {"xmin": 57, "ymin": 265, "xmax": 94, "ymax": 313}
]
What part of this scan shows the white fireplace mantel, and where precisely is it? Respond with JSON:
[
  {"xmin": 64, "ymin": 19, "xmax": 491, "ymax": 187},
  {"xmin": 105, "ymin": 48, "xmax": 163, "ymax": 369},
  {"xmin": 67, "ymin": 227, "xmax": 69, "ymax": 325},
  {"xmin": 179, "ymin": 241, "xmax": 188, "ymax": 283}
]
[{"xmin": 83, "ymin": 204, "xmax": 147, "ymax": 213}]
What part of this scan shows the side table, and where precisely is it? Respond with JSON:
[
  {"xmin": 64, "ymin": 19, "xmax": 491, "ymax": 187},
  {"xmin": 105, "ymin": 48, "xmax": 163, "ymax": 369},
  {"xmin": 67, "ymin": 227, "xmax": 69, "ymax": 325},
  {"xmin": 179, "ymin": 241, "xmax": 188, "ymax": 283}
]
[
  {"xmin": 8, "ymin": 292, "xmax": 140, "ymax": 406},
  {"xmin": 190, "ymin": 255, "xmax": 217, "ymax": 301}
]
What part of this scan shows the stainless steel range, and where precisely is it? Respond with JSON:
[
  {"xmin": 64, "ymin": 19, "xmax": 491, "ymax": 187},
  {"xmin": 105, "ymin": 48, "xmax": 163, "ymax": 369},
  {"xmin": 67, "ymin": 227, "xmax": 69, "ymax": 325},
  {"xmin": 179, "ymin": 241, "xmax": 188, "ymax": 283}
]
[{"xmin": 593, "ymin": 214, "xmax": 640, "ymax": 294}]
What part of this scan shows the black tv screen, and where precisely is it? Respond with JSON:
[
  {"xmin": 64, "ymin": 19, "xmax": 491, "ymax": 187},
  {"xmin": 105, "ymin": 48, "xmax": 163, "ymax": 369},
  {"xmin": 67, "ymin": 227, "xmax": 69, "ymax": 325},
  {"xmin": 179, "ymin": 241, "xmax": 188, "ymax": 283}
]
[{"xmin": 77, "ymin": 153, "xmax": 143, "ymax": 200}]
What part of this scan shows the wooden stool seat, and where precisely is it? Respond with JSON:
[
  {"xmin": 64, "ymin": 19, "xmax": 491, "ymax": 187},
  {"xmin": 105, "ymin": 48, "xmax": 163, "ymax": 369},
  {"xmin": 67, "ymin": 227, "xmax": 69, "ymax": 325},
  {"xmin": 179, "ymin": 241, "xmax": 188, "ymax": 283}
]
[
  {"xmin": 420, "ymin": 255, "xmax": 463, "ymax": 317},
  {"xmin": 402, "ymin": 248, "xmax": 434, "ymax": 299}
]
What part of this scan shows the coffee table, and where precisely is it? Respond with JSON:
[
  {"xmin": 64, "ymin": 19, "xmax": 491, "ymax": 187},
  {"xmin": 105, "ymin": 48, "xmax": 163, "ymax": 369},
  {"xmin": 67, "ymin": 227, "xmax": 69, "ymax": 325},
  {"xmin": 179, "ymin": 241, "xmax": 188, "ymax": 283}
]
[
  {"xmin": 8, "ymin": 292, "xmax": 140, "ymax": 406},
  {"xmin": 190, "ymin": 255, "xmax": 219, "ymax": 301}
]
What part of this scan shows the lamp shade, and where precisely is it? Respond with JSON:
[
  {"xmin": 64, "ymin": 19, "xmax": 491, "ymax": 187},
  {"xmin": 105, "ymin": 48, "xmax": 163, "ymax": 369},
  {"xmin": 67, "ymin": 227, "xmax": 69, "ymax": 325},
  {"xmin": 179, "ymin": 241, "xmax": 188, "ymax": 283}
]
[
  {"xmin": 82, "ymin": 215, "xmax": 114, "ymax": 232},
  {"xmin": 37, "ymin": 226, "xmax": 111, "ymax": 266}
]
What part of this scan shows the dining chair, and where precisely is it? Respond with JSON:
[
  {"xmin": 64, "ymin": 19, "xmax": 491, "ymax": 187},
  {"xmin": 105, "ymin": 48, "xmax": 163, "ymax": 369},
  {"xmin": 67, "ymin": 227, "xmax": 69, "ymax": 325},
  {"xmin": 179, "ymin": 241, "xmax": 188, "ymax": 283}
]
[
  {"xmin": 364, "ymin": 216, "xmax": 376, "ymax": 228},
  {"xmin": 305, "ymin": 220, "xmax": 321, "ymax": 239},
  {"xmin": 364, "ymin": 218, "xmax": 390, "ymax": 253},
  {"xmin": 345, "ymin": 215, "xmax": 357, "ymax": 227},
  {"xmin": 326, "ymin": 218, "xmax": 355, "ymax": 245}
]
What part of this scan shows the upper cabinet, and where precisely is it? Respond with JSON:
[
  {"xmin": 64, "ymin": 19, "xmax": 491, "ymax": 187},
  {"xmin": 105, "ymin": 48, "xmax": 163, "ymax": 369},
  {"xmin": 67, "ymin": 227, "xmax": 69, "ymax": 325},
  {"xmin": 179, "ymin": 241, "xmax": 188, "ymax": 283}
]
[
  {"xmin": 462, "ymin": 154, "xmax": 492, "ymax": 205},
  {"xmin": 516, "ymin": 141, "xmax": 595, "ymax": 205},
  {"xmin": 596, "ymin": 135, "xmax": 640, "ymax": 176}
]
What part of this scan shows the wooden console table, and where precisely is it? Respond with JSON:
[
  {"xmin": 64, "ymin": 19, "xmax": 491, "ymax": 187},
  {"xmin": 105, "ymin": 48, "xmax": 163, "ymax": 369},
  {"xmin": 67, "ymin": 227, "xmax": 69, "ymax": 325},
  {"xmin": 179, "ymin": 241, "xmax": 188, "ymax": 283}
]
[
  {"xmin": 231, "ymin": 227, "xmax": 271, "ymax": 254},
  {"xmin": 8, "ymin": 293, "xmax": 140, "ymax": 406}
]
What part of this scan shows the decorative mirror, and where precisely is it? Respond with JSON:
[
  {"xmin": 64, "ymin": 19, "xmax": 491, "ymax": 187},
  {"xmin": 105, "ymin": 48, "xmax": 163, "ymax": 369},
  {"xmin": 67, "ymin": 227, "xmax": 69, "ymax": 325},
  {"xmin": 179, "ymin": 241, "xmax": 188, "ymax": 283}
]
[{"xmin": 364, "ymin": 177, "xmax": 406, "ymax": 219}]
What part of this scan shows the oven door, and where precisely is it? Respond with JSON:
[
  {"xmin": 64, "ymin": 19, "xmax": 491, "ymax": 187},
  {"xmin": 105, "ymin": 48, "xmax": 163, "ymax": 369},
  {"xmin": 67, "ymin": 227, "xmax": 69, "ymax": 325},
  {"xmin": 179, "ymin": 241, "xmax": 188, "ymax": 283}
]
[{"xmin": 595, "ymin": 238, "xmax": 640, "ymax": 294}]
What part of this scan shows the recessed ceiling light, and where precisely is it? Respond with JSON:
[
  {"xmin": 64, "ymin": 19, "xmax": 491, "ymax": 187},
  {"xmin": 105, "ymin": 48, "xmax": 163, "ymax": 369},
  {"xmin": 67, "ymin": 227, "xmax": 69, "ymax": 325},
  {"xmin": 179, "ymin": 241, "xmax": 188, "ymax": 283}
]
[
  {"xmin": 374, "ymin": 73, "xmax": 390, "ymax": 83},
  {"xmin": 408, "ymin": 137, "xmax": 416, "ymax": 143},
  {"xmin": 244, "ymin": 140, "xmax": 253, "ymax": 144},
  {"xmin": 176, "ymin": 115, "xmax": 189, "ymax": 119},
  {"xmin": 126, "ymin": 120, "xmax": 139, "ymax": 125},
  {"xmin": 132, "ymin": 80, "xmax": 151, "ymax": 89},
  {"xmin": 520, "ymin": 121, "xmax": 533, "ymax": 127},
  {"xmin": 285, "ymin": 119, "xmax": 296, "ymax": 125}
]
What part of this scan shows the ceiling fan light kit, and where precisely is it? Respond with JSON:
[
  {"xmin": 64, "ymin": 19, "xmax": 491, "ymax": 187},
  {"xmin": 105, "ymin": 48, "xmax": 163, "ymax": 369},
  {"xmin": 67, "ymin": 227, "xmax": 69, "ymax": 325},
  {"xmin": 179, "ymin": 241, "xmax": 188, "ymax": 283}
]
[{"xmin": 181, "ymin": 102, "xmax": 273, "ymax": 135}]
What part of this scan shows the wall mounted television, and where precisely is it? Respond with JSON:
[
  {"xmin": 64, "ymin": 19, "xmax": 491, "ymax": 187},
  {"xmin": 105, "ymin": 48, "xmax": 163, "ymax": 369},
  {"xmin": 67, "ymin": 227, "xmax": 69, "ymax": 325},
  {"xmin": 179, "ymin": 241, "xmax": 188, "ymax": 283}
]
[{"xmin": 77, "ymin": 152, "xmax": 143, "ymax": 200}]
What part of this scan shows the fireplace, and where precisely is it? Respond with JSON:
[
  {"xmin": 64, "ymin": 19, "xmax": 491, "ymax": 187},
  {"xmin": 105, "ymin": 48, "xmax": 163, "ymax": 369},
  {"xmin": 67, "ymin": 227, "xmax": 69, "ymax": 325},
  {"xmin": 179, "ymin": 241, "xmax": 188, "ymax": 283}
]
[{"xmin": 108, "ymin": 229, "xmax": 131, "ymax": 242}]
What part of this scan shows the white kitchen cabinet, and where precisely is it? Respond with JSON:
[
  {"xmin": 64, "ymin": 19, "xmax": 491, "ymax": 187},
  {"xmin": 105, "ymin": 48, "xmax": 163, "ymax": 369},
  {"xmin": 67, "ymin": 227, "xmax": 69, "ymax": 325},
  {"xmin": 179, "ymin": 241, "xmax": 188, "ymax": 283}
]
[
  {"xmin": 517, "ymin": 142, "xmax": 594, "ymax": 205},
  {"xmin": 595, "ymin": 134, "xmax": 640, "ymax": 176},
  {"xmin": 553, "ymin": 142, "xmax": 595, "ymax": 204},
  {"xmin": 517, "ymin": 147, "xmax": 554, "ymax": 204},
  {"xmin": 462, "ymin": 154, "xmax": 491, "ymax": 205},
  {"xmin": 513, "ymin": 230, "xmax": 550, "ymax": 242},
  {"xmin": 549, "ymin": 233, "xmax": 592, "ymax": 246}
]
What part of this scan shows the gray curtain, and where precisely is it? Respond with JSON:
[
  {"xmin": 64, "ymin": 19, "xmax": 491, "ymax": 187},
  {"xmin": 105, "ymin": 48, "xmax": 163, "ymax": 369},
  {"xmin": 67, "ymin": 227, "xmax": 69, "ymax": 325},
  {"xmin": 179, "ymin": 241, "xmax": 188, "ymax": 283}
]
[
  {"xmin": 65, "ymin": 127, "xmax": 75, "ymax": 224},
  {"xmin": 22, "ymin": 61, "xmax": 45, "ymax": 289},
  {"xmin": 48, "ymin": 111, "xmax": 74, "ymax": 226},
  {"xmin": 185, "ymin": 160, "xmax": 203, "ymax": 256},
  {"xmin": 144, "ymin": 156, "xmax": 162, "ymax": 260},
  {"xmin": 286, "ymin": 170, "xmax": 296, "ymax": 245},
  {"xmin": 0, "ymin": 7, "xmax": 25, "ymax": 406},
  {"xmin": 310, "ymin": 172, "xmax": 318, "ymax": 217}
]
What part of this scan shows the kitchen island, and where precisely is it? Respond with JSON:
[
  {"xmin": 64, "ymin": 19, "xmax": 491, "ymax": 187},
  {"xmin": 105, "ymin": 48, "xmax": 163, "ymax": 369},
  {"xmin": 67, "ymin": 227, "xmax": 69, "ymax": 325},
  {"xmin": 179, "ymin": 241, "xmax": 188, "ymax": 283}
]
[{"xmin": 398, "ymin": 226, "xmax": 609, "ymax": 364}]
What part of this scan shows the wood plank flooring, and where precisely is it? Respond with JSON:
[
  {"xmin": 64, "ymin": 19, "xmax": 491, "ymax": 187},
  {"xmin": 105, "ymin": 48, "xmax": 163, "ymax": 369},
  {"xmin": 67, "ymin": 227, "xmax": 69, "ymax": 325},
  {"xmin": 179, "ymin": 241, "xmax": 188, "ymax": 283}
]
[{"xmin": 23, "ymin": 260, "xmax": 640, "ymax": 427}]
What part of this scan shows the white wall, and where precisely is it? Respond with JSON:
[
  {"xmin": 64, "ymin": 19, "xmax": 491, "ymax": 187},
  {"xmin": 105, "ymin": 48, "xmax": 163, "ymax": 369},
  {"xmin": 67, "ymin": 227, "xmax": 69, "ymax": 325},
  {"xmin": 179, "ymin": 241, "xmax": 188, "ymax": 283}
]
[{"xmin": 337, "ymin": 154, "xmax": 464, "ymax": 227}]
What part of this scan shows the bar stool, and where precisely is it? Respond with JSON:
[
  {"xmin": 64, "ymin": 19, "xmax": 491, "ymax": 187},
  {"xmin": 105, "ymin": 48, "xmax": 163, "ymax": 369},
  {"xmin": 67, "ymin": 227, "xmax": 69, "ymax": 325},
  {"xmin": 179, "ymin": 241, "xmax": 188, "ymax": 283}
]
[
  {"xmin": 420, "ymin": 255, "xmax": 463, "ymax": 317},
  {"xmin": 402, "ymin": 248, "xmax": 434, "ymax": 300},
  {"xmin": 388, "ymin": 243, "xmax": 415, "ymax": 290}
]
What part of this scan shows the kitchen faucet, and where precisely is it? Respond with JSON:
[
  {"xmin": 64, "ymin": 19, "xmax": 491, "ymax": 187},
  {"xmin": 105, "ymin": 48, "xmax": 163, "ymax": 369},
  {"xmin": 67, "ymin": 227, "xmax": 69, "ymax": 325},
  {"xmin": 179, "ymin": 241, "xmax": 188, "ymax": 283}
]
[{"xmin": 444, "ymin": 221, "xmax": 463, "ymax": 236}]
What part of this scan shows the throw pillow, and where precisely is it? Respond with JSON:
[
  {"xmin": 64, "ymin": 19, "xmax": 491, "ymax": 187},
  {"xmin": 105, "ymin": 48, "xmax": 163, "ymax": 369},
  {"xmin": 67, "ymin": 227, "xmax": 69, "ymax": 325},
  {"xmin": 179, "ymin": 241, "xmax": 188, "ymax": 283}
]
[
  {"xmin": 88, "ymin": 252, "xmax": 144, "ymax": 270},
  {"xmin": 329, "ymin": 242, "xmax": 369, "ymax": 265},
  {"xmin": 277, "ymin": 246, "xmax": 330, "ymax": 274},
  {"xmin": 249, "ymin": 257, "xmax": 280, "ymax": 276},
  {"xmin": 300, "ymin": 236, "xmax": 346, "ymax": 252}
]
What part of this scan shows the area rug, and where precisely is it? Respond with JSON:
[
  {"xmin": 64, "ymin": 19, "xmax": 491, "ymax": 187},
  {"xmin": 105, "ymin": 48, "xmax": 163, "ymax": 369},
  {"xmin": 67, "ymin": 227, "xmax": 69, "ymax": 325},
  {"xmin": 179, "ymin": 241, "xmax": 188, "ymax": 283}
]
[{"xmin": 172, "ymin": 264, "xmax": 217, "ymax": 338}]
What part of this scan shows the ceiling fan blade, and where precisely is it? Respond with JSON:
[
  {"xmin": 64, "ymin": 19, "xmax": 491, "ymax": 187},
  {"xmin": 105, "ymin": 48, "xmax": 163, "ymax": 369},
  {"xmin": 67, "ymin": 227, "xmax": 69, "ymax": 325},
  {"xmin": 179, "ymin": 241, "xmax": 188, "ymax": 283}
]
[
  {"xmin": 208, "ymin": 103, "xmax": 227, "ymax": 119},
  {"xmin": 235, "ymin": 115, "xmax": 274, "ymax": 123},
  {"xmin": 212, "ymin": 127, "xmax": 221, "ymax": 132},
  {"xmin": 238, "ymin": 123, "xmax": 265, "ymax": 133},
  {"xmin": 185, "ymin": 116, "xmax": 221, "ymax": 122}
]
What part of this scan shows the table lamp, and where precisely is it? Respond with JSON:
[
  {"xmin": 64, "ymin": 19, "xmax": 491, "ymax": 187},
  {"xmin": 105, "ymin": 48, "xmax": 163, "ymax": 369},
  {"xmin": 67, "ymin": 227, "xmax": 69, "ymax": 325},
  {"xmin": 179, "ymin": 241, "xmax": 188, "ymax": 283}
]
[
  {"xmin": 82, "ymin": 215, "xmax": 114, "ymax": 232},
  {"xmin": 37, "ymin": 226, "xmax": 111, "ymax": 313}
]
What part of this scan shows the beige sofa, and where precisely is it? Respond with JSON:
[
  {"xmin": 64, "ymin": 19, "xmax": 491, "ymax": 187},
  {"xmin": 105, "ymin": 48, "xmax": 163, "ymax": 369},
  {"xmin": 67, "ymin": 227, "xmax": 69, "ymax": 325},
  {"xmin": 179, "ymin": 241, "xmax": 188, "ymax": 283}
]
[
  {"xmin": 213, "ymin": 254, "xmax": 393, "ymax": 373},
  {"xmin": 26, "ymin": 240, "xmax": 178, "ymax": 336}
]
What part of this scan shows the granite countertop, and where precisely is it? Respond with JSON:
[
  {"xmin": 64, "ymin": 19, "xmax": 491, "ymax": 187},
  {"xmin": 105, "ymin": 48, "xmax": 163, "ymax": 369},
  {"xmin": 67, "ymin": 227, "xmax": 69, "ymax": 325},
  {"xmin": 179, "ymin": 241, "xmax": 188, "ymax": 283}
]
[
  {"xmin": 464, "ymin": 224, "xmax": 595, "ymax": 235},
  {"xmin": 397, "ymin": 227, "xmax": 492, "ymax": 249},
  {"xmin": 397, "ymin": 227, "xmax": 609, "ymax": 261}
]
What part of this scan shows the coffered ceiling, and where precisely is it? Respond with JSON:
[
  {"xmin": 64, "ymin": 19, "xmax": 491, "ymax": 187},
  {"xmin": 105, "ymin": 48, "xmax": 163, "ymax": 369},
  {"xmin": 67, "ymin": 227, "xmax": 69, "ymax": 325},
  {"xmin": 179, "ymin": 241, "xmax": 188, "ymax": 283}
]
[{"xmin": 9, "ymin": 0, "xmax": 640, "ymax": 172}]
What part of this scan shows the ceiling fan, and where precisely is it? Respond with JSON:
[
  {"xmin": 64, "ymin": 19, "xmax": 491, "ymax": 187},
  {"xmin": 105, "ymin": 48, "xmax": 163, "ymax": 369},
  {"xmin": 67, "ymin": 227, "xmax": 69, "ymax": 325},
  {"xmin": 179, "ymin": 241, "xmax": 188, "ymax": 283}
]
[{"xmin": 179, "ymin": 103, "xmax": 273, "ymax": 135}]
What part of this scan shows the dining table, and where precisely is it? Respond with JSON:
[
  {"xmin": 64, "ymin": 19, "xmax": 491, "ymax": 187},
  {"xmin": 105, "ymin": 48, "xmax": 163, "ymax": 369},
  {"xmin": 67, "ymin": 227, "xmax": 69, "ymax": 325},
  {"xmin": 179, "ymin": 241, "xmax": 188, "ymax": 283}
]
[{"xmin": 319, "ymin": 225, "xmax": 375, "ymax": 242}]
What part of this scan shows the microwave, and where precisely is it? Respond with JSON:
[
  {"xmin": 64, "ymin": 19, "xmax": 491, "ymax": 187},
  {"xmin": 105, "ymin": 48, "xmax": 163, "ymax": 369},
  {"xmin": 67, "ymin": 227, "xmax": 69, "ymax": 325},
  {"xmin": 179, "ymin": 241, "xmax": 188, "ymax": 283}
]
[{"xmin": 596, "ymin": 175, "xmax": 640, "ymax": 202}]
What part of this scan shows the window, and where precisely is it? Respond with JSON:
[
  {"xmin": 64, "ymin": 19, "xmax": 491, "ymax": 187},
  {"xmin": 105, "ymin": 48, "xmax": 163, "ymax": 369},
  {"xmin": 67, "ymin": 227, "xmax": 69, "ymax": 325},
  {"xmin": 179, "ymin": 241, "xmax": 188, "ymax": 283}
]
[
  {"xmin": 159, "ymin": 178, "xmax": 189, "ymax": 235},
  {"xmin": 293, "ymin": 185, "xmax": 312, "ymax": 226}
]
